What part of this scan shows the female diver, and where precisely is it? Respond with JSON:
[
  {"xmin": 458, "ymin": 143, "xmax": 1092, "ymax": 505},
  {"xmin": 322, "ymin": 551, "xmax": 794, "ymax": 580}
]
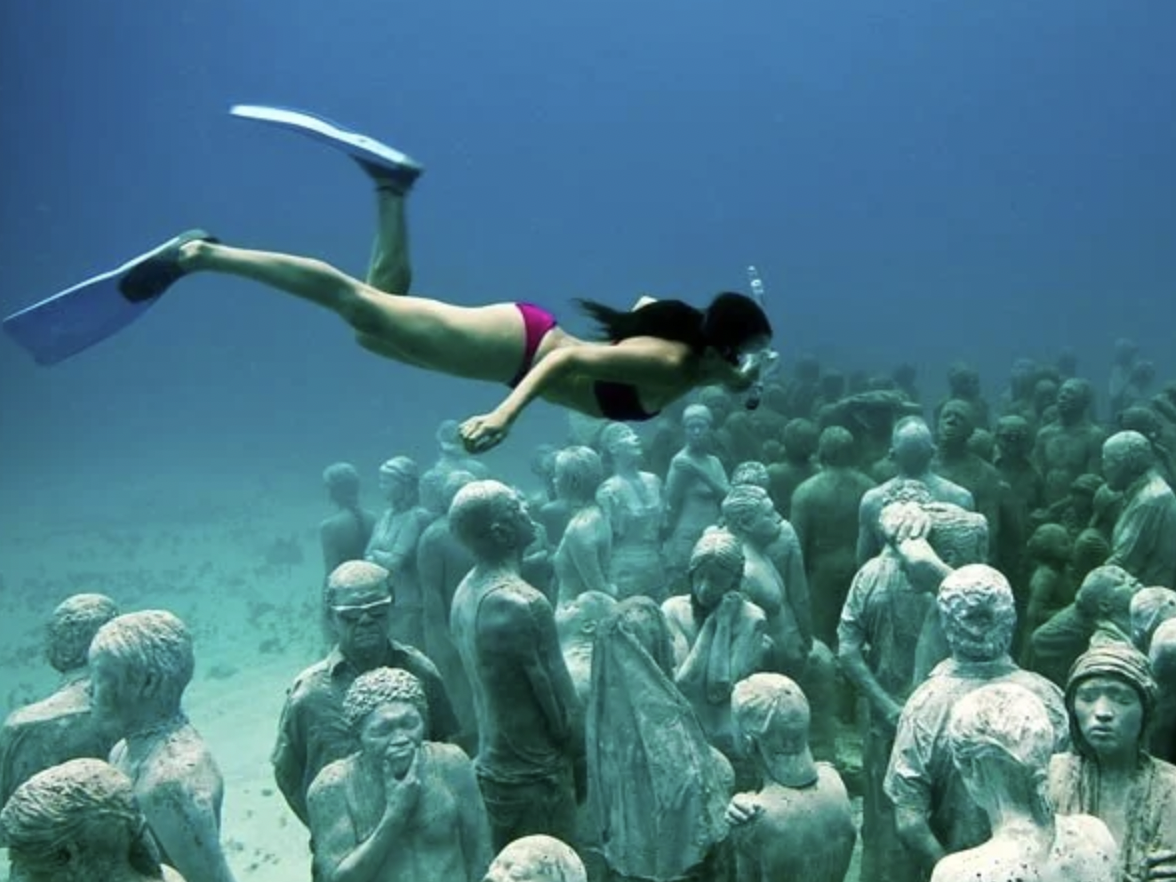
[{"xmin": 115, "ymin": 108, "xmax": 776, "ymax": 454}]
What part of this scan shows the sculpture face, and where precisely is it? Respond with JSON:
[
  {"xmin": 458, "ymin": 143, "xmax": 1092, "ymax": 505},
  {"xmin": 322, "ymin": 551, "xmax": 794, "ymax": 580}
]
[
  {"xmin": 690, "ymin": 558, "xmax": 741, "ymax": 609},
  {"xmin": 88, "ymin": 652, "xmax": 131, "ymax": 729},
  {"xmin": 744, "ymin": 496, "xmax": 782, "ymax": 545},
  {"xmin": 1057, "ymin": 380, "xmax": 1088, "ymax": 418},
  {"xmin": 683, "ymin": 416, "xmax": 712, "ymax": 448},
  {"xmin": 332, "ymin": 591, "xmax": 393, "ymax": 656},
  {"xmin": 608, "ymin": 426, "xmax": 643, "ymax": 462},
  {"xmin": 937, "ymin": 402, "xmax": 973, "ymax": 446},
  {"xmin": 1072, "ymin": 675, "xmax": 1143, "ymax": 758},
  {"xmin": 358, "ymin": 700, "xmax": 425, "ymax": 779},
  {"xmin": 1101, "ymin": 439, "xmax": 1141, "ymax": 492}
]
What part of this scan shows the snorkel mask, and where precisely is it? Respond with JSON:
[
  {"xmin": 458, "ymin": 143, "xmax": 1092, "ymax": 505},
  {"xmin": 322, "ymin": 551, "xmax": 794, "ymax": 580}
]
[{"xmin": 738, "ymin": 266, "xmax": 780, "ymax": 410}]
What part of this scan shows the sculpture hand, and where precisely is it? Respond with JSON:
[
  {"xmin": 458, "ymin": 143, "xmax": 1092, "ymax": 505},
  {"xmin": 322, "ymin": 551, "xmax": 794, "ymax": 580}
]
[
  {"xmin": 459, "ymin": 411, "xmax": 511, "ymax": 454},
  {"xmin": 725, "ymin": 793, "xmax": 763, "ymax": 826},
  {"xmin": 1146, "ymin": 847, "xmax": 1176, "ymax": 880},
  {"xmin": 381, "ymin": 749, "xmax": 422, "ymax": 820}
]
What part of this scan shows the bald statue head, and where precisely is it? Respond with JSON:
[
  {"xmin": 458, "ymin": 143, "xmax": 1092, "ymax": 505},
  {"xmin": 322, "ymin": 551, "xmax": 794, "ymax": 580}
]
[
  {"xmin": 1076, "ymin": 565, "xmax": 1141, "ymax": 633},
  {"xmin": 817, "ymin": 426, "xmax": 856, "ymax": 468},
  {"xmin": 890, "ymin": 417, "xmax": 936, "ymax": 476},
  {"xmin": 485, "ymin": 835, "xmax": 587, "ymax": 882},
  {"xmin": 1102, "ymin": 430, "xmax": 1154, "ymax": 492},
  {"xmin": 450, "ymin": 479, "xmax": 536, "ymax": 563}
]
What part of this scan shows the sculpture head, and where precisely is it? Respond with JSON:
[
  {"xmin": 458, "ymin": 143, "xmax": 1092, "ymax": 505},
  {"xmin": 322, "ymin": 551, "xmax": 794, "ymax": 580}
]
[
  {"xmin": 555, "ymin": 590, "xmax": 618, "ymax": 647},
  {"xmin": 947, "ymin": 362, "xmax": 981, "ymax": 399},
  {"xmin": 946, "ymin": 683, "xmax": 1055, "ymax": 823},
  {"xmin": 938, "ymin": 565, "xmax": 1016, "ymax": 663},
  {"xmin": 378, "ymin": 456, "xmax": 420, "ymax": 507},
  {"xmin": 435, "ymin": 418, "xmax": 465, "ymax": 456},
  {"xmin": 326, "ymin": 561, "xmax": 395, "ymax": 659},
  {"xmin": 1071, "ymin": 528, "xmax": 1112, "ymax": 586},
  {"xmin": 782, "ymin": 418, "xmax": 819, "ymax": 464},
  {"xmin": 1117, "ymin": 405, "xmax": 1162, "ymax": 444},
  {"xmin": 731, "ymin": 460, "xmax": 770, "ymax": 490},
  {"xmin": 1026, "ymin": 523, "xmax": 1073, "ymax": 568},
  {"xmin": 688, "ymin": 527, "xmax": 746, "ymax": 613},
  {"xmin": 682, "ymin": 403, "xmax": 715, "ymax": 448},
  {"xmin": 967, "ymin": 429, "xmax": 995, "ymax": 463},
  {"xmin": 889, "ymin": 417, "xmax": 936, "ymax": 476},
  {"xmin": 45, "ymin": 593, "xmax": 119, "ymax": 674},
  {"xmin": 599, "ymin": 422, "xmax": 643, "ymax": 469},
  {"xmin": 597, "ymin": 596, "xmax": 677, "ymax": 678},
  {"xmin": 1130, "ymin": 587, "xmax": 1176, "ymax": 651},
  {"xmin": 553, "ymin": 446, "xmax": 605, "ymax": 505},
  {"xmin": 721, "ymin": 484, "xmax": 781, "ymax": 546},
  {"xmin": 817, "ymin": 426, "xmax": 856, "ymax": 468},
  {"xmin": 1065, "ymin": 643, "xmax": 1156, "ymax": 763},
  {"xmin": 1130, "ymin": 359, "xmax": 1156, "ymax": 388},
  {"xmin": 0, "ymin": 759, "xmax": 164, "ymax": 882},
  {"xmin": 343, "ymin": 667, "xmax": 429, "ymax": 778},
  {"xmin": 926, "ymin": 503, "xmax": 989, "ymax": 569},
  {"xmin": 1056, "ymin": 378, "xmax": 1092, "ymax": 421},
  {"xmin": 995, "ymin": 415, "xmax": 1033, "ymax": 461},
  {"xmin": 1101, "ymin": 430, "xmax": 1153, "ymax": 492},
  {"xmin": 1033, "ymin": 378, "xmax": 1060, "ymax": 415},
  {"xmin": 1075, "ymin": 565, "xmax": 1141, "ymax": 633},
  {"xmin": 450, "ymin": 479, "xmax": 537, "ymax": 564},
  {"xmin": 88, "ymin": 610, "xmax": 194, "ymax": 733},
  {"xmin": 484, "ymin": 835, "xmax": 587, "ymax": 882},
  {"xmin": 1008, "ymin": 358, "xmax": 1039, "ymax": 398},
  {"xmin": 937, "ymin": 399, "xmax": 976, "ymax": 448},
  {"xmin": 1113, "ymin": 337, "xmax": 1140, "ymax": 368},
  {"xmin": 323, "ymin": 462, "xmax": 362, "ymax": 508},
  {"xmin": 731, "ymin": 673, "xmax": 817, "ymax": 787}
]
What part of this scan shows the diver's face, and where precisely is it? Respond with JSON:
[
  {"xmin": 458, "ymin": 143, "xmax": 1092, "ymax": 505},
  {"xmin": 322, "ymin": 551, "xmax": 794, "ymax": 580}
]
[
  {"xmin": 358, "ymin": 700, "xmax": 425, "ymax": 778},
  {"xmin": 1073, "ymin": 675, "xmax": 1143, "ymax": 759}
]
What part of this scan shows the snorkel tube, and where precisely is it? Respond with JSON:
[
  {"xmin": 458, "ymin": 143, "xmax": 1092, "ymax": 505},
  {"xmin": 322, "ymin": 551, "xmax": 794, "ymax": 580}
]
[{"xmin": 738, "ymin": 265, "xmax": 780, "ymax": 410}]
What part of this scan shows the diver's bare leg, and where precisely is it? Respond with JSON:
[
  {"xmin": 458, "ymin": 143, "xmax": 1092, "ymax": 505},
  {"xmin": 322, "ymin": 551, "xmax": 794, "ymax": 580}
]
[
  {"xmin": 176, "ymin": 240, "xmax": 524, "ymax": 380},
  {"xmin": 365, "ymin": 185, "xmax": 412, "ymax": 295}
]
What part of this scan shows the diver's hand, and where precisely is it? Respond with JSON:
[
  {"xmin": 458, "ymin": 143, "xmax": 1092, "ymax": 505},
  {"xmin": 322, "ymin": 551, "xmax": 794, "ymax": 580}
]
[{"xmin": 460, "ymin": 411, "xmax": 511, "ymax": 454}]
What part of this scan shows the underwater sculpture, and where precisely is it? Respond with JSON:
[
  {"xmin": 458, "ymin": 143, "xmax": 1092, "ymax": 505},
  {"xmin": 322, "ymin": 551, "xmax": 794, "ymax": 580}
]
[
  {"xmin": 857, "ymin": 416, "xmax": 973, "ymax": 566},
  {"xmin": 1029, "ymin": 564, "xmax": 1140, "ymax": 688},
  {"xmin": 319, "ymin": 462, "xmax": 377, "ymax": 581},
  {"xmin": 1050, "ymin": 643, "xmax": 1176, "ymax": 882},
  {"xmin": 365, "ymin": 455, "xmax": 432, "ymax": 648},
  {"xmin": 1131, "ymin": 586, "xmax": 1176, "ymax": 653},
  {"xmin": 765, "ymin": 417, "xmax": 819, "ymax": 518},
  {"xmin": 306, "ymin": 667, "xmax": 492, "ymax": 882},
  {"xmin": 550, "ymin": 446, "xmax": 613, "ymax": 603},
  {"xmin": 1102, "ymin": 430, "xmax": 1176, "ymax": 589},
  {"xmin": 0, "ymin": 758, "xmax": 185, "ymax": 882},
  {"xmin": 931, "ymin": 683, "xmax": 1117, "ymax": 882},
  {"xmin": 555, "ymin": 590, "xmax": 618, "ymax": 707},
  {"xmin": 0, "ymin": 592, "xmax": 120, "ymax": 808},
  {"xmin": 449, "ymin": 480, "xmax": 583, "ymax": 852},
  {"xmin": 721, "ymin": 483, "xmax": 812, "ymax": 678},
  {"xmin": 595, "ymin": 422, "xmax": 666, "ymax": 601},
  {"xmin": 1150, "ymin": 618, "xmax": 1176, "ymax": 763},
  {"xmin": 663, "ymin": 403, "xmax": 731, "ymax": 593},
  {"xmin": 790, "ymin": 425, "xmax": 877, "ymax": 647},
  {"xmin": 273, "ymin": 560, "xmax": 457, "ymax": 826},
  {"xmin": 89, "ymin": 610, "xmax": 237, "ymax": 882},
  {"xmin": 726, "ymin": 672, "xmax": 856, "ymax": 882},
  {"xmin": 585, "ymin": 597, "xmax": 732, "ymax": 881},
  {"xmin": 934, "ymin": 399, "xmax": 1005, "ymax": 562},
  {"xmin": 662, "ymin": 527, "xmax": 769, "ymax": 778},
  {"xmin": 416, "ymin": 469, "xmax": 480, "ymax": 751},
  {"xmin": 884, "ymin": 564, "xmax": 1069, "ymax": 882},
  {"xmin": 483, "ymin": 836, "xmax": 587, "ymax": 882},
  {"xmin": 1033, "ymin": 378, "xmax": 1105, "ymax": 506},
  {"xmin": 1018, "ymin": 523, "xmax": 1076, "ymax": 665},
  {"xmin": 839, "ymin": 501, "xmax": 938, "ymax": 882}
]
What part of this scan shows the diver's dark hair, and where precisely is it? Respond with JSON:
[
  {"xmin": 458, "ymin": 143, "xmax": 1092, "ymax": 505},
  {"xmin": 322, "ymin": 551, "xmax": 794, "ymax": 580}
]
[{"xmin": 576, "ymin": 292, "xmax": 771, "ymax": 360}]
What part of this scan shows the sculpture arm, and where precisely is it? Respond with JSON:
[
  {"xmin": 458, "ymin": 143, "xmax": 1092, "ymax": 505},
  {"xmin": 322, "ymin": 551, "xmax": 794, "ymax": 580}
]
[
  {"xmin": 307, "ymin": 767, "xmax": 407, "ymax": 882},
  {"xmin": 838, "ymin": 637, "xmax": 902, "ymax": 728},
  {"xmin": 140, "ymin": 777, "xmax": 237, "ymax": 882},
  {"xmin": 886, "ymin": 702, "xmax": 947, "ymax": 874},
  {"xmin": 777, "ymin": 531, "xmax": 814, "ymax": 652},
  {"xmin": 856, "ymin": 496, "xmax": 881, "ymax": 566},
  {"xmin": 271, "ymin": 694, "xmax": 311, "ymax": 825},
  {"xmin": 565, "ymin": 511, "xmax": 613, "ymax": 597},
  {"xmin": 445, "ymin": 748, "xmax": 494, "ymax": 880},
  {"xmin": 1105, "ymin": 497, "xmax": 1153, "ymax": 574}
]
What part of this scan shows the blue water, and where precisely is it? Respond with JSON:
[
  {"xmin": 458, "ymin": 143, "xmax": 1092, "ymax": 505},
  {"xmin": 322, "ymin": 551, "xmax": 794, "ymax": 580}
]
[{"xmin": 2, "ymin": 0, "xmax": 1175, "ymax": 509}]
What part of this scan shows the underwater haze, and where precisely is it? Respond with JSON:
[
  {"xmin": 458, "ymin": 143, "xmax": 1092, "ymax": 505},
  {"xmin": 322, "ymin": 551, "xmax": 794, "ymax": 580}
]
[{"xmin": 2, "ymin": 0, "xmax": 1175, "ymax": 512}]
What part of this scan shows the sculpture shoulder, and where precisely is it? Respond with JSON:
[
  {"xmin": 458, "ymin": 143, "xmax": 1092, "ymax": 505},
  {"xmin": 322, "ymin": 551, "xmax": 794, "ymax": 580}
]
[
  {"xmin": 306, "ymin": 755, "xmax": 353, "ymax": 803},
  {"xmin": 286, "ymin": 658, "xmax": 334, "ymax": 704}
]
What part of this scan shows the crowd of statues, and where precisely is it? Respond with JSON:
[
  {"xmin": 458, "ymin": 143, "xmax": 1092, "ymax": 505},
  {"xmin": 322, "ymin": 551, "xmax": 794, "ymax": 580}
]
[{"xmin": 3, "ymin": 343, "xmax": 1176, "ymax": 882}]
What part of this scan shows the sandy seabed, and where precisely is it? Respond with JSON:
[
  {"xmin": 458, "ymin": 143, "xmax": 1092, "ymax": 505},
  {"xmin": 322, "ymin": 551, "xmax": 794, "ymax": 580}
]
[{"xmin": 0, "ymin": 479, "xmax": 328, "ymax": 880}]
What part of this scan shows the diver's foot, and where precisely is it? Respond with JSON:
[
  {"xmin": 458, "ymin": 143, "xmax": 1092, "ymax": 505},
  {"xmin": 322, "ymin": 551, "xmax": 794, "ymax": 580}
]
[
  {"xmin": 229, "ymin": 104, "xmax": 424, "ymax": 193},
  {"xmin": 354, "ymin": 154, "xmax": 423, "ymax": 195},
  {"xmin": 119, "ymin": 229, "xmax": 217, "ymax": 303}
]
